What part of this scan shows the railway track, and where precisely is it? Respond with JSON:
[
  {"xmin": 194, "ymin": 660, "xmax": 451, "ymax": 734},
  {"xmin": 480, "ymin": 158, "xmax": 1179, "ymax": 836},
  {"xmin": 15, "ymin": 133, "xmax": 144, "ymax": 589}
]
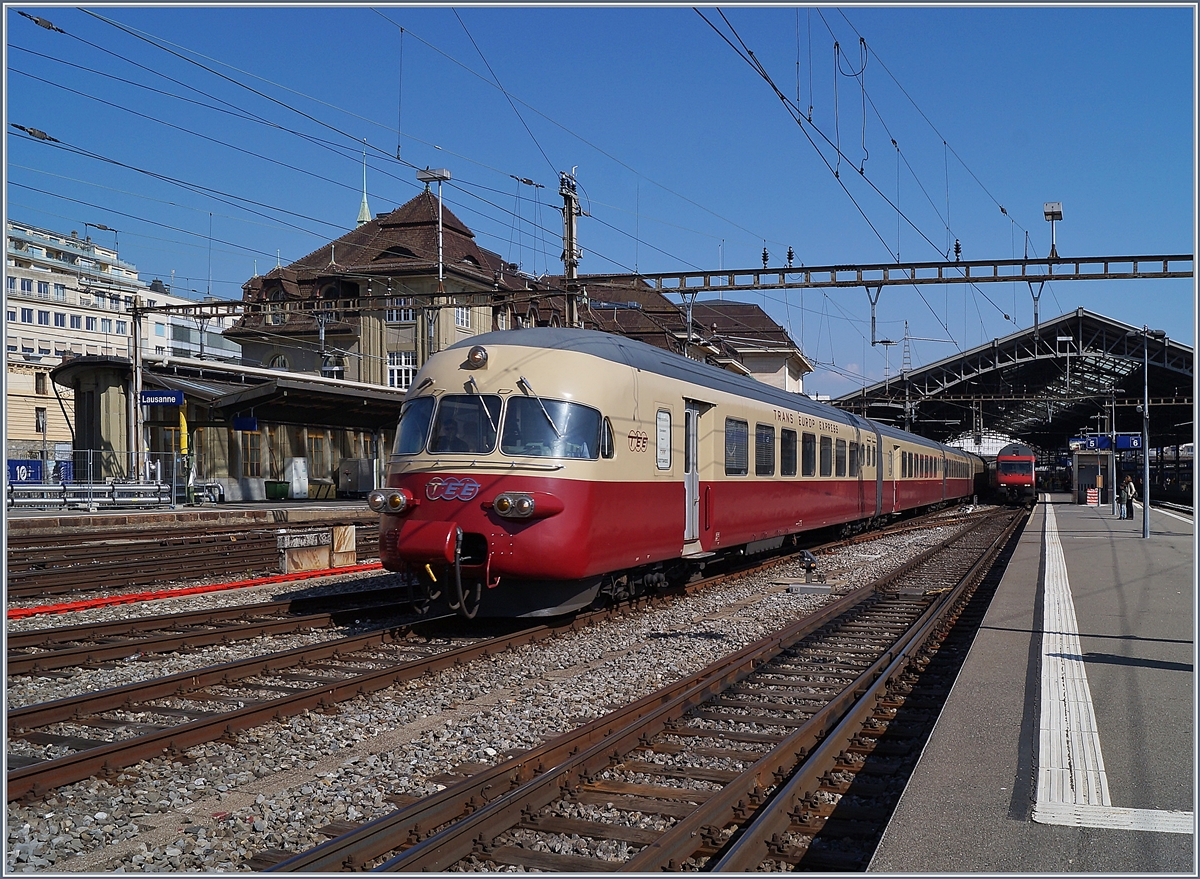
[
  {"xmin": 256, "ymin": 505, "xmax": 1025, "ymax": 872},
  {"xmin": 6, "ymin": 522, "xmax": 380, "ymax": 599},
  {"xmin": 6, "ymin": 583, "xmax": 411, "ymax": 676},
  {"xmin": 5, "ymin": 505, "xmax": 996, "ymax": 812}
]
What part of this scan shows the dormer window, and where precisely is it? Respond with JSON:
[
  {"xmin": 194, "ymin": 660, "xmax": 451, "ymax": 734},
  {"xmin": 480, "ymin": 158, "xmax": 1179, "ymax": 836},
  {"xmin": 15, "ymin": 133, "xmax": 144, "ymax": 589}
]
[
  {"xmin": 461, "ymin": 254, "xmax": 480, "ymax": 267},
  {"xmin": 376, "ymin": 245, "xmax": 417, "ymax": 261}
]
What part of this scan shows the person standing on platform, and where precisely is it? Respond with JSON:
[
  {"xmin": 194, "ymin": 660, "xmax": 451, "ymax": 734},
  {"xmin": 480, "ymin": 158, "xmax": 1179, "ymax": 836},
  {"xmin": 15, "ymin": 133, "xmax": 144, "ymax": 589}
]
[{"xmin": 1119, "ymin": 475, "xmax": 1136, "ymax": 521}]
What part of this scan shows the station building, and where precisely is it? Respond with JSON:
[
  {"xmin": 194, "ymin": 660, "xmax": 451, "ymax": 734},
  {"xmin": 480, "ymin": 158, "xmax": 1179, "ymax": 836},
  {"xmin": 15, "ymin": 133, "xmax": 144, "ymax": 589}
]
[{"xmin": 42, "ymin": 189, "xmax": 811, "ymax": 503}]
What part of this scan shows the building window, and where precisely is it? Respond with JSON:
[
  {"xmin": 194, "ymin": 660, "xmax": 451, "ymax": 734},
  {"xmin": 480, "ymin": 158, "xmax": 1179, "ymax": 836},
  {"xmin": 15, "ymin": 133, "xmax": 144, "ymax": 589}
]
[
  {"xmin": 306, "ymin": 433, "xmax": 325, "ymax": 477},
  {"xmin": 37, "ymin": 310, "xmax": 50, "ymax": 326},
  {"xmin": 53, "ymin": 312, "xmax": 66, "ymax": 327},
  {"xmin": 116, "ymin": 320, "xmax": 127, "ymax": 334},
  {"xmin": 38, "ymin": 342, "xmax": 50, "ymax": 355},
  {"xmin": 37, "ymin": 281, "xmax": 49, "ymax": 297},
  {"xmin": 35, "ymin": 407, "xmax": 47, "ymax": 434},
  {"xmin": 109, "ymin": 296, "xmax": 120, "ymax": 311},
  {"xmin": 100, "ymin": 318, "xmax": 113, "ymax": 333},
  {"xmin": 388, "ymin": 351, "xmax": 416, "ymax": 390},
  {"xmin": 6, "ymin": 308, "xmax": 15, "ymax": 322},
  {"xmin": 21, "ymin": 308, "xmax": 33, "ymax": 323},
  {"xmin": 268, "ymin": 353, "xmax": 289, "ymax": 370},
  {"xmin": 54, "ymin": 283, "xmax": 66, "ymax": 301},
  {"xmin": 86, "ymin": 317, "xmax": 97, "ymax": 331},
  {"xmin": 20, "ymin": 278, "xmax": 33, "ymax": 293},
  {"xmin": 386, "ymin": 298, "xmax": 414, "ymax": 322},
  {"xmin": 495, "ymin": 308, "xmax": 509, "ymax": 331},
  {"xmin": 35, "ymin": 372, "xmax": 47, "ymax": 395},
  {"xmin": 70, "ymin": 315, "xmax": 82, "ymax": 330},
  {"xmin": 241, "ymin": 431, "xmax": 262, "ymax": 478},
  {"xmin": 455, "ymin": 305, "xmax": 470, "ymax": 329},
  {"xmin": 6, "ymin": 277, "xmax": 13, "ymax": 292},
  {"xmin": 155, "ymin": 322, "xmax": 165, "ymax": 337}
]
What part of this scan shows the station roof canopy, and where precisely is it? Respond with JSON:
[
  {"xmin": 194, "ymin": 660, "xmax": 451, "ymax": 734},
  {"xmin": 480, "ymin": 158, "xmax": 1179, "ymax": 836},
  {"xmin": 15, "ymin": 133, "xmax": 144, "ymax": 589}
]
[
  {"xmin": 52, "ymin": 354, "xmax": 407, "ymax": 431},
  {"xmin": 832, "ymin": 308, "xmax": 1193, "ymax": 451}
]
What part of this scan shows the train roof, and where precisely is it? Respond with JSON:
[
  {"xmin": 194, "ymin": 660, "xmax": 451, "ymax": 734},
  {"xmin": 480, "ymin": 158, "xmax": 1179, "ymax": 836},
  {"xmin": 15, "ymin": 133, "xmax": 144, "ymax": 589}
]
[
  {"xmin": 996, "ymin": 443, "xmax": 1036, "ymax": 458},
  {"xmin": 449, "ymin": 329, "xmax": 956, "ymax": 453}
]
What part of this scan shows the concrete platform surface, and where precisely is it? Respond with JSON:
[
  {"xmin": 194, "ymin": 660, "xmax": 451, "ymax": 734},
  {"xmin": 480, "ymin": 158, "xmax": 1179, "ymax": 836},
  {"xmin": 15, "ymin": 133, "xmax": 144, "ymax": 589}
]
[{"xmin": 871, "ymin": 494, "xmax": 1195, "ymax": 873}]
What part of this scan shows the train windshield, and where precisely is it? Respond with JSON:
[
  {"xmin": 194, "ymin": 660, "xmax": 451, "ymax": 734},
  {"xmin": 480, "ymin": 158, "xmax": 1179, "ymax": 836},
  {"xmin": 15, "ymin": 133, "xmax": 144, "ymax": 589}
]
[
  {"xmin": 998, "ymin": 460, "xmax": 1034, "ymax": 475},
  {"xmin": 393, "ymin": 396, "xmax": 435, "ymax": 455},
  {"xmin": 429, "ymin": 395, "xmax": 502, "ymax": 454},
  {"xmin": 501, "ymin": 397, "xmax": 601, "ymax": 459}
]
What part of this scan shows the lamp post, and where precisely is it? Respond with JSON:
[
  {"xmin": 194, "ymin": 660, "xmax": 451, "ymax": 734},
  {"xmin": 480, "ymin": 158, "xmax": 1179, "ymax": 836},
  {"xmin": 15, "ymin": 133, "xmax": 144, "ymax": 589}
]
[
  {"xmin": 416, "ymin": 168, "xmax": 451, "ymax": 361},
  {"xmin": 1105, "ymin": 388, "xmax": 1124, "ymax": 517},
  {"xmin": 1043, "ymin": 202, "xmax": 1062, "ymax": 259},
  {"xmin": 1129, "ymin": 327, "xmax": 1167, "ymax": 537}
]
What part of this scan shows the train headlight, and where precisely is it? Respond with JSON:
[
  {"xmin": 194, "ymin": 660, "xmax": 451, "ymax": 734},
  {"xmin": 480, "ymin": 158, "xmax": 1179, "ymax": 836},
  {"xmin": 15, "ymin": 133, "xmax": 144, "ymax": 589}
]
[
  {"xmin": 493, "ymin": 492, "xmax": 534, "ymax": 518},
  {"xmin": 465, "ymin": 345, "xmax": 488, "ymax": 369},
  {"xmin": 368, "ymin": 488, "xmax": 413, "ymax": 515}
]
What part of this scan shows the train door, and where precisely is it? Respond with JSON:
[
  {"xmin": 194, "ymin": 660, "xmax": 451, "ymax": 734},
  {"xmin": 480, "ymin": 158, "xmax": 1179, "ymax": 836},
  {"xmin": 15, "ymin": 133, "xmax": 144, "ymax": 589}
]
[
  {"xmin": 889, "ymin": 444, "xmax": 900, "ymax": 512},
  {"xmin": 684, "ymin": 401, "xmax": 701, "ymax": 542},
  {"xmin": 873, "ymin": 426, "xmax": 884, "ymax": 518}
]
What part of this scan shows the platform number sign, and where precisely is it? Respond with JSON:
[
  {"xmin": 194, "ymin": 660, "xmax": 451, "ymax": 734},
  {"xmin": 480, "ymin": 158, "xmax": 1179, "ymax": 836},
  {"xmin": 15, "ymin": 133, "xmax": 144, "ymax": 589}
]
[
  {"xmin": 1127, "ymin": 435, "xmax": 1142, "ymax": 449},
  {"xmin": 8, "ymin": 460, "xmax": 43, "ymax": 483}
]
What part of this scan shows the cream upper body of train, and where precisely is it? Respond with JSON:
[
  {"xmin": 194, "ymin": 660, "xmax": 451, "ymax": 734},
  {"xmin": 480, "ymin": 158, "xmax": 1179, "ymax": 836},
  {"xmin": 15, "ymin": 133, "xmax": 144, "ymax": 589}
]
[{"xmin": 370, "ymin": 328, "xmax": 985, "ymax": 617}]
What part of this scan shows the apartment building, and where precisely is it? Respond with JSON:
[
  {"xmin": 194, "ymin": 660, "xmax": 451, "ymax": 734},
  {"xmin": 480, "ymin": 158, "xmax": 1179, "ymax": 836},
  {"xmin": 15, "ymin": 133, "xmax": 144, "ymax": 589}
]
[{"xmin": 4, "ymin": 219, "xmax": 239, "ymax": 465}]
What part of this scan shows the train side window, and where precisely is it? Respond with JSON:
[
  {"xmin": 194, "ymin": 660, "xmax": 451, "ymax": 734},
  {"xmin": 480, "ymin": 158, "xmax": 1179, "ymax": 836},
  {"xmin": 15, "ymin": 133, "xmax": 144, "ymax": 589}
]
[
  {"xmin": 755, "ymin": 424, "xmax": 775, "ymax": 477},
  {"xmin": 600, "ymin": 417, "xmax": 615, "ymax": 459},
  {"xmin": 835, "ymin": 439, "xmax": 847, "ymax": 477},
  {"xmin": 656, "ymin": 409, "xmax": 672, "ymax": 470},
  {"xmin": 801, "ymin": 432, "xmax": 816, "ymax": 477},
  {"xmin": 820, "ymin": 436, "xmax": 833, "ymax": 477},
  {"xmin": 848, "ymin": 441, "xmax": 859, "ymax": 477},
  {"xmin": 725, "ymin": 418, "xmax": 748, "ymax": 476},
  {"xmin": 781, "ymin": 429, "xmax": 798, "ymax": 477},
  {"xmin": 902, "ymin": 451, "xmax": 909, "ymax": 478}
]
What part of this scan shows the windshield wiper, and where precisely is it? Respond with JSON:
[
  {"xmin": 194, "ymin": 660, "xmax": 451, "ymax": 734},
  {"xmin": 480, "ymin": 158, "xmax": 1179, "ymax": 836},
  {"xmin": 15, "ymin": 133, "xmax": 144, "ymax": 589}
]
[
  {"xmin": 518, "ymin": 375, "xmax": 563, "ymax": 438},
  {"xmin": 465, "ymin": 376, "xmax": 498, "ymax": 435}
]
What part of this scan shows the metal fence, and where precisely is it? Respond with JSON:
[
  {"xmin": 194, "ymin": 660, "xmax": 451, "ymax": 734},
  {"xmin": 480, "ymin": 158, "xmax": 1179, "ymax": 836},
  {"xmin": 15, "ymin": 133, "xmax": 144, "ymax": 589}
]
[{"xmin": 5, "ymin": 450, "xmax": 184, "ymax": 510}]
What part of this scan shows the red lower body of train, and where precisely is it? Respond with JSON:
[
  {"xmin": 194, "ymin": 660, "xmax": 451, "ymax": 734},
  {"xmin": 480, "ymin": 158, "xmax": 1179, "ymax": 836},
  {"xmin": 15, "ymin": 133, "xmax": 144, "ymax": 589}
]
[{"xmin": 378, "ymin": 470, "xmax": 981, "ymax": 618}]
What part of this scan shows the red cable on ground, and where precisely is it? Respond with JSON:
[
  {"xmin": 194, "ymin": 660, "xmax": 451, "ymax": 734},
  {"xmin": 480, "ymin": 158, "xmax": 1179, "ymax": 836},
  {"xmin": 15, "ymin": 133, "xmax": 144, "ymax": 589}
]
[{"xmin": 7, "ymin": 562, "xmax": 385, "ymax": 620}]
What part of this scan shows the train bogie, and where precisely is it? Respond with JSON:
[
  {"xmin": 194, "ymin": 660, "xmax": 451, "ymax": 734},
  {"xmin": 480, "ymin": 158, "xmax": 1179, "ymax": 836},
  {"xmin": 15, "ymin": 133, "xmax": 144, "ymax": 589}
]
[{"xmin": 373, "ymin": 328, "xmax": 985, "ymax": 618}]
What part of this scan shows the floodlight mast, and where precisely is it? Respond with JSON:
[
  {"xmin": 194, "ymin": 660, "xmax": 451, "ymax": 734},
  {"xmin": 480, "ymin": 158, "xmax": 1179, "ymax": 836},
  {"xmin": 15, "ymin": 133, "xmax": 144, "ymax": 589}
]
[{"xmin": 1043, "ymin": 202, "xmax": 1062, "ymax": 259}]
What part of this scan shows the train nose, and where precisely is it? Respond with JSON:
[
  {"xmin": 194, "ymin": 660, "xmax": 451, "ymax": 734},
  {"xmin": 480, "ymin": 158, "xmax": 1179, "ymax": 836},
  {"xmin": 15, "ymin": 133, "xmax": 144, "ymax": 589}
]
[{"xmin": 390, "ymin": 520, "xmax": 461, "ymax": 564}]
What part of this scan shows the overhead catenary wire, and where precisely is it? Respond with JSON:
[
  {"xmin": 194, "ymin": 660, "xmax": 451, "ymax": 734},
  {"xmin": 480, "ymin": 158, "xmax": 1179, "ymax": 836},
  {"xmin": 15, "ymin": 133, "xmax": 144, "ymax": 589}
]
[{"xmin": 17, "ymin": 8, "xmax": 764, "ymax": 287}]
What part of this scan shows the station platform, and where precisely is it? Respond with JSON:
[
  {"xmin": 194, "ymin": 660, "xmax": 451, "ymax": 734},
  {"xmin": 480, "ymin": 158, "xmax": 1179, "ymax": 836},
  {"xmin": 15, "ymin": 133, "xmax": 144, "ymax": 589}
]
[
  {"xmin": 5, "ymin": 499, "xmax": 376, "ymax": 539},
  {"xmin": 871, "ymin": 493, "xmax": 1195, "ymax": 873}
]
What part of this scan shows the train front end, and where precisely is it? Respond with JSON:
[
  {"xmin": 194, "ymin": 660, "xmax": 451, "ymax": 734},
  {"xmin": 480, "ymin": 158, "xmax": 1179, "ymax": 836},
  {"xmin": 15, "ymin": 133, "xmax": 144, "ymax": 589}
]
[{"xmin": 370, "ymin": 336, "xmax": 616, "ymax": 619}]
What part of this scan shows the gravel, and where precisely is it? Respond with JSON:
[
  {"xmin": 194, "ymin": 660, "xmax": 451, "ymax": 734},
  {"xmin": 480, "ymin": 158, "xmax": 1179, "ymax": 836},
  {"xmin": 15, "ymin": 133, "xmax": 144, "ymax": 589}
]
[{"xmin": 5, "ymin": 508, "xmax": 980, "ymax": 873}]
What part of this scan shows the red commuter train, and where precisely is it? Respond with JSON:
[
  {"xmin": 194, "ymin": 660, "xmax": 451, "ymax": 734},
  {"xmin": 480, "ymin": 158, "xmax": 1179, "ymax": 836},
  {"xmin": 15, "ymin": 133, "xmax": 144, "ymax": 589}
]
[
  {"xmin": 990, "ymin": 442, "xmax": 1037, "ymax": 503},
  {"xmin": 370, "ymin": 328, "xmax": 987, "ymax": 618}
]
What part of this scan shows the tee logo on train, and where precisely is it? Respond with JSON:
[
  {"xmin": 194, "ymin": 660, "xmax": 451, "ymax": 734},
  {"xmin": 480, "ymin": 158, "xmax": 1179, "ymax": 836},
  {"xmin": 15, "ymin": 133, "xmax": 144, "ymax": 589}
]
[
  {"xmin": 425, "ymin": 477, "xmax": 481, "ymax": 501},
  {"xmin": 627, "ymin": 430, "xmax": 649, "ymax": 453}
]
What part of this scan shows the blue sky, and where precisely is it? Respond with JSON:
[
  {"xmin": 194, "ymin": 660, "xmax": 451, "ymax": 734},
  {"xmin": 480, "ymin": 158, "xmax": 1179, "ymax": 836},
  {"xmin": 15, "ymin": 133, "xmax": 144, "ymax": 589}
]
[{"xmin": 5, "ymin": 4, "xmax": 1195, "ymax": 397}]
